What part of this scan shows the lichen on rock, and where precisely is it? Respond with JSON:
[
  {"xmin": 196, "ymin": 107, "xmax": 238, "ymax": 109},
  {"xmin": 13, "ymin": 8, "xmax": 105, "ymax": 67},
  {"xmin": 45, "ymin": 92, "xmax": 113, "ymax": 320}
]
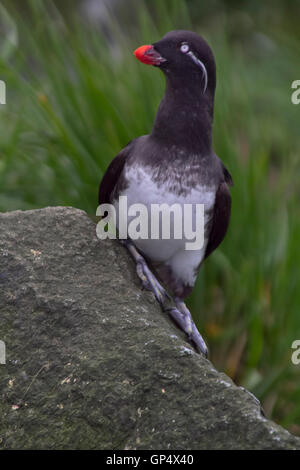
[{"xmin": 0, "ymin": 207, "xmax": 299, "ymax": 450}]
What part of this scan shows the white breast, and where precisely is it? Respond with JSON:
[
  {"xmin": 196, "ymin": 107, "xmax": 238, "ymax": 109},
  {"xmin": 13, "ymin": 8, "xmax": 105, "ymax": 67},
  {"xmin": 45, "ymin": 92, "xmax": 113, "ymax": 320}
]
[{"xmin": 114, "ymin": 164, "xmax": 216, "ymax": 287}]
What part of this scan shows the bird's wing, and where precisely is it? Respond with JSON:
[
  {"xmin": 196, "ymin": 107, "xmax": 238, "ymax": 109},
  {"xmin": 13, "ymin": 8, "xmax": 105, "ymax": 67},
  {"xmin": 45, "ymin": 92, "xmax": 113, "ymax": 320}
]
[
  {"xmin": 98, "ymin": 141, "xmax": 133, "ymax": 205},
  {"xmin": 204, "ymin": 164, "xmax": 233, "ymax": 259},
  {"xmin": 221, "ymin": 162, "xmax": 234, "ymax": 187}
]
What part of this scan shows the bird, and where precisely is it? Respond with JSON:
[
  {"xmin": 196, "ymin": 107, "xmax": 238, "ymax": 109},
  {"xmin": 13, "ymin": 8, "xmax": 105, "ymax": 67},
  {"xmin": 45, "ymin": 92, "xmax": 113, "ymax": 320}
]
[{"xmin": 98, "ymin": 30, "xmax": 233, "ymax": 356}]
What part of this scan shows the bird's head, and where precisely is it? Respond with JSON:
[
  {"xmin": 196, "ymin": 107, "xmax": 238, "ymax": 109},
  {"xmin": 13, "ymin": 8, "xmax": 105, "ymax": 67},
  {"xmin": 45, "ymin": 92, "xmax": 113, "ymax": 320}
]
[{"xmin": 134, "ymin": 30, "xmax": 216, "ymax": 95}]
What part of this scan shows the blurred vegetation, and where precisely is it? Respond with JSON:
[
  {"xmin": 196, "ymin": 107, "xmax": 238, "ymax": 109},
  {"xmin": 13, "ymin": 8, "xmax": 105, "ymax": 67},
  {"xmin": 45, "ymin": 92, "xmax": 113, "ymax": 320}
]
[{"xmin": 0, "ymin": 0, "xmax": 299, "ymax": 434}]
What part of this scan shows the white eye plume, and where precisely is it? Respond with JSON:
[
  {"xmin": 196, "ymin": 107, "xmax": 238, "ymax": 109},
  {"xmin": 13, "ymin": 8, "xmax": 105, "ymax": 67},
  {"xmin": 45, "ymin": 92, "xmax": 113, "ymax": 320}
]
[
  {"xmin": 187, "ymin": 51, "xmax": 208, "ymax": 94},
  {"xmin": 180, "ymin": 43, "xmax": 189, "ymax": 54},
  {"xmin": 179, "ymin": 42, "xmax": 208, "ymax": 94}
]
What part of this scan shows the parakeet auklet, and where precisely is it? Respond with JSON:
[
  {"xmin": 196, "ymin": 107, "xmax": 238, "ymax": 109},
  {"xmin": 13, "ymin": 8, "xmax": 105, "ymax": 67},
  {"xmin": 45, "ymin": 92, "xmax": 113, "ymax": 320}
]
[{"xmin": 98, "ymin": 30, "xmax": 233, "ymax": 356}]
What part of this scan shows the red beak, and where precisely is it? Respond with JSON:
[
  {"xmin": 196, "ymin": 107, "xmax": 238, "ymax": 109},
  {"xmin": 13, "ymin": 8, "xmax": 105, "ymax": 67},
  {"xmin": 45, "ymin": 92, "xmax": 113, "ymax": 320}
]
[{"xmin": 134, "ymin": 45, "xmax": 166, "ymax": 66}]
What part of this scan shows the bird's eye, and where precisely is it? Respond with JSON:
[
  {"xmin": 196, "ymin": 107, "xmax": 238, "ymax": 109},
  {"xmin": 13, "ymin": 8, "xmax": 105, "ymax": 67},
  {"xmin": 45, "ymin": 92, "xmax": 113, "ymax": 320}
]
[{"xmin": 180, "ymin": 43, "xmax": 189, "ymax": 54}]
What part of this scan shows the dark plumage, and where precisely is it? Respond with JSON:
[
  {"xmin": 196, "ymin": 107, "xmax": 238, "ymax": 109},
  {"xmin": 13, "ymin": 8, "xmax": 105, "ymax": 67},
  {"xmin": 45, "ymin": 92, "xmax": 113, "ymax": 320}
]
[{"xmin": 99, "ymin": 30, "xmax": 233, "ymax": 355}]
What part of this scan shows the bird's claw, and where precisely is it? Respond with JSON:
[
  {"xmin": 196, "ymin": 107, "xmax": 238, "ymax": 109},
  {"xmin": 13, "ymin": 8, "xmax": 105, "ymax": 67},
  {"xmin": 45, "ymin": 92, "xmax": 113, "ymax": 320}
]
[
  {"xmin": 136, "ymin": 258, "xmax": 167, "ymax": 304},
  {"xmin": 166, "ymin": 305, "xmax": 208, "ymax": 357},
  {"xmin": 123, "ymin": 240, "xmax": 208, "ymax": 357}
]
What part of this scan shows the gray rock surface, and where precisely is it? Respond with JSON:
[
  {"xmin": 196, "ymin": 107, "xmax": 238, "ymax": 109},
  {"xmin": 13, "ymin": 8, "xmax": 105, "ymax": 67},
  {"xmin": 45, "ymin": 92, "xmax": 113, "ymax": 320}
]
[{"xmin": 0, "ymin": 206, "xmax": 299, "ymax": 450}]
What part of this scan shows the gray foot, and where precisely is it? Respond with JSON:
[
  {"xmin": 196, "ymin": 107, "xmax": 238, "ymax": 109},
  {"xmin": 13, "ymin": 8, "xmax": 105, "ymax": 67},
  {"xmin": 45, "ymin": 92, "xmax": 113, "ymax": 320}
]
[
  {"xmin": 123, "ymin": 240, "xmax": 208, "ymax": 357},
  {"xmin": 167, "ymin": 298, "xmax": 208, "ymax": 357},
  {"xmin": 124, "ymin": 240, "xmax": 168, "ymax": 304}
]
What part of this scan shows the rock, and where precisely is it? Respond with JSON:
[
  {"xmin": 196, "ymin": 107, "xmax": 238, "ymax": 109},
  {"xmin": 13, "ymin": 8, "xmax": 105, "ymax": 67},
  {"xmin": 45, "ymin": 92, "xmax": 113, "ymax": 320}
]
[{"xmin": 0, "ymin": 207, "xmax": 299, "ymax": 450}]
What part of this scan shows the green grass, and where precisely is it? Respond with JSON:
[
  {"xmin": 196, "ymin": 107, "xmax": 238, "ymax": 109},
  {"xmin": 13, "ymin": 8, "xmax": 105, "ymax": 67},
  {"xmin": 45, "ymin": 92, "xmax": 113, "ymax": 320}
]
[{"xmin": 0, "ymin": 0, "xmax": 300, "ymax": 434}]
